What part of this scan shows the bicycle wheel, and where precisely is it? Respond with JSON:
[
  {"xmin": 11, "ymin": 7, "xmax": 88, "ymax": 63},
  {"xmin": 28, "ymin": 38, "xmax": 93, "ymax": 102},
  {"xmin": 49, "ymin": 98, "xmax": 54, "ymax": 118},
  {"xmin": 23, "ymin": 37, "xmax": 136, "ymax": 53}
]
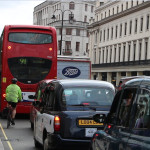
[{"xmin": 7, "ymin": 110, "xmax": 11, "ymax": 128}]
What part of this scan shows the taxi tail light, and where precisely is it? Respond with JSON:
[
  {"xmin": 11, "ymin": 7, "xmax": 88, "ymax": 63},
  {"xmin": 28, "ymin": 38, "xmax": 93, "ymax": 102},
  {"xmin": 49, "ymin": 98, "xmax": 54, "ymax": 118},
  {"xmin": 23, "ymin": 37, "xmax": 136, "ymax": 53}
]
[
  {"xmin": 54, "ymin": 115, "xmax": 60, "ymax": 131},
  {"xmin": 107, "ymin": 124, "xmax": 112, "ymax": 129}
]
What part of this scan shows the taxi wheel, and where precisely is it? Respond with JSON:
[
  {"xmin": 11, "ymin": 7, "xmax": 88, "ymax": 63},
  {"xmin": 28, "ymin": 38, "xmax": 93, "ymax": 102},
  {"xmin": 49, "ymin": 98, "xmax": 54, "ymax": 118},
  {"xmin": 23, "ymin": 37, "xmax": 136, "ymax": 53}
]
[
  {"xmin": 43, "ymin": 137, "xmax": 49, "ymax": 150},
  {"xmin": 31, "ymin": 122, "xmax": 34, "ymax": 130},
  {"xmin": 34, "ymin": 138, "xmax": 41, "ymax": 148}
]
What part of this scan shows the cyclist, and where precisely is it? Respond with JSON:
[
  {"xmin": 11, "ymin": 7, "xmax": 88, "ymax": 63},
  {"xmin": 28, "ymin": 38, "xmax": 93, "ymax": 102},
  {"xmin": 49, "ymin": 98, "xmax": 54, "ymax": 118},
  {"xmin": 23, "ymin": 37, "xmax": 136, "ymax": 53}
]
[{"xmin": 6, "ymin": 78, "xmax": 22, "ymax": 125}]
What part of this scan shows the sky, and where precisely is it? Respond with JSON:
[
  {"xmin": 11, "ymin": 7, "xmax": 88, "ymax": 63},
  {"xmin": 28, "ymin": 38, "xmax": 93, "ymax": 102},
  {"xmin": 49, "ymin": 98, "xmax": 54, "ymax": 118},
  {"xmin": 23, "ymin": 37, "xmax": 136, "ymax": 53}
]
[{"xmin": 0, "ymin": 0, "xmax": 45, "ymax": 34}]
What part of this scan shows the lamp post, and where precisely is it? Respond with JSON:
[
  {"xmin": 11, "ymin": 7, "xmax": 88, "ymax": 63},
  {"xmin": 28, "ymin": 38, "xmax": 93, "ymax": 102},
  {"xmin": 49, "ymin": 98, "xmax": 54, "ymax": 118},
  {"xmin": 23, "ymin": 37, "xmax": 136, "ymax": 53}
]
[{"xmin": 52, "ymin": 9, "xmax": 74, "ymax": 55}]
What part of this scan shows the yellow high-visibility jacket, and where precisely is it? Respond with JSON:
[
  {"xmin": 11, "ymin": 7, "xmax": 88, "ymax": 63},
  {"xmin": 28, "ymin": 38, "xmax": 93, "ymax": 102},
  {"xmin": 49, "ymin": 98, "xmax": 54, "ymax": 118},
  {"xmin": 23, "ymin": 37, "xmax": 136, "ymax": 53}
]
[{"xmin": 6, "ymin": 84, "xmax": 22, "ymax": 103}]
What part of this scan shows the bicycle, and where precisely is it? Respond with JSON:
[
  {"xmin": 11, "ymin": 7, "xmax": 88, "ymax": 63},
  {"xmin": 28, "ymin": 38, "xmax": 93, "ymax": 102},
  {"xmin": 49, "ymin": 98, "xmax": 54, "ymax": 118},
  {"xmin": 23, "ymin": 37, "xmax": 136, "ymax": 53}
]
[{"xmin": 7, "ymin": 105, "xmax": 13, "ymax": 128}]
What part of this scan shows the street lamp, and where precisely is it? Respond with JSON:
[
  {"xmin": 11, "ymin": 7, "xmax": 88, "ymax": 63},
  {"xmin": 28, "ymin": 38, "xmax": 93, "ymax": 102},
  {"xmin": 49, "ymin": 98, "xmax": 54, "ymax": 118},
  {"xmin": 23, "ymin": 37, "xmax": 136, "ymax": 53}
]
[{"xmin": 52, "ymin": 9, "xmax": 74, "ymax": 55}]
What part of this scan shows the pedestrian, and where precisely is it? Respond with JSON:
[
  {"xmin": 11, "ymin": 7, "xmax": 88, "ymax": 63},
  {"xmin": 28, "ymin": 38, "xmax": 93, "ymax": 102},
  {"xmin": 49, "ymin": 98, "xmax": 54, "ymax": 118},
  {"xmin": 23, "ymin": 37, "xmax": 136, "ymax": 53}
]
[{"xmin": 6, "ymin": 78, "xmax": 22, "ymax": 125}]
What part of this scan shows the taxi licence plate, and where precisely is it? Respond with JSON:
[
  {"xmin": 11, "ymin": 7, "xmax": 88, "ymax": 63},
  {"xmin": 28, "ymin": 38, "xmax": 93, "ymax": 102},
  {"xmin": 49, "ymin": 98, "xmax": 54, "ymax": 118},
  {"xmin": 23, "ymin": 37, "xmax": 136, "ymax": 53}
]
[{"xmin": 78, "ymin": 119, "xmax": 103, "ymax": 126}]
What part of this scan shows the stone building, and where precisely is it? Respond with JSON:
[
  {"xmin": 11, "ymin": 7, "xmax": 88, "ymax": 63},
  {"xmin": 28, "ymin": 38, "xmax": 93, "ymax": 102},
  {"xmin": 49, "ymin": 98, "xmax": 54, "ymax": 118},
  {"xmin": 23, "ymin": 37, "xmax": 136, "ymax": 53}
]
[
  {"xmin": 88, "ymin": 0, "xmax": 150, "ymax": 86},
  {"xmin": 33, "ymin": 0, "xmax": 96, "ymax": 56}
]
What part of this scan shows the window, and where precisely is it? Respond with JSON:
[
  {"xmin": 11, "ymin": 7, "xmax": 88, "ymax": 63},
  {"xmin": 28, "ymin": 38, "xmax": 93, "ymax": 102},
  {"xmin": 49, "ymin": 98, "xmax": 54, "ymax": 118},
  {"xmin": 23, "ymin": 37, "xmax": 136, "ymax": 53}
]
[
  {"xmin": 76, "ymin": 29, "xmax": 80, "ymax": 36},
  {"xmin": 145, "ymin": 39, "xmax": 148, "ymax": 60},
  {"xmin": 58, "ymin": 40, "xmax": 61, "ymax": 51},
  {"xmin": 91, "ymin": 6, "xmax": 94, "ymax": 13},
  {"xmin": 139, "ymin": 41, "xmax": 142, "ymax": 61},
  {"xmin": 66, "ymin": 28, "xmax": 72, "ymax": 35},
  {"xmin": 118, "ymin": 88, "xmax": 137, "ymax": 127},
  {"xmin": 69, "ymin": 2, "xmax": 75, "ymax": 10},
  {"xmin": 76, "ymin": 42, "xmax": 80, "ymax": 51},
  {"xmin": 65, "ymin": 41, "xmax": 71, "ymax": 50},
  {"xmin": 125, "ymin": 22, "xmax": 127, "ymax": 35},
  {"xmin": 130, "ymin": 1, "xmax": 133, "ymax": 7},
  {"xmin": 130, "ymin": 20, "xmax": 132, "ymax": 34},
  {"xmin": 99, "ymin": 50, "xmax": 101, "ymax": 63},
  {"xmin": 106, "ymin": 47, "xmax": 108, "ymax": 63},
  {"xmin": 133, "ymin": 42, "xmax": 136, "ymax": 61},
  {"xmin": 84, "ymin": 16, "xmax": 87, "ymax": 22},
  {"xmin": 110, "ymin": 47, "xmax": 112, "ymax": 63},
  {"xmin": 8, "ymin": 57, "xmax": 52, "ymax": 84},
  {"xmin": 126, "ymin": 2, "xmax": 128, "ymax": 9},
  {"xmin": 140, "ymin": 17, "xmax": 143, "ymax": 32},
  {"xmin": 111, "ymin": 27, "xmax": 113, "ymax": 39},
  {"xmin": 95, "ymin": 32, "xmax": 97, "ymax": 43},
  {"xmin": 135, "ymin": 19, "xmax": 138, "ymax": 33},
  {"xmin": 103, "ymin": 30, "xmax": 105, "ymax": 41},
  {"xmin": 121, "ymin": 4, "xmax": 123, "ymax": 11},
  {"xmin": 123, "ymin": 44, "xmax": 126, "ymax": 62},
  {"xmin": 114, "ymin": 46, "xmax": 116, "ymax": 62},
  {"xmin": 86, "ymin": 43, "xmax": 88, "ymax": 52},
  {"xmin": 69, "ymin": 14, "xmax": 74, "ymax": 21},
  {"xmin": 119, "ymin": 46, "xmax": 121, "ymax": 62},
  {"xmin": 147, "ymin": 15, "xmax": 149, "ymax": 30},
  {"xmin": 120, "ymin": 24, "xmax": 122, "ymax": 36},
  {"xmin": 113, "ymin": 8, "xmax": 114, "ymax": 15},
  {"xmin": 9, "ymin": 32, "xmax": 52, "ymax": 44},
  {"xmin": 85, "ymin": 4, "xmax": 88, "ymax": 11},
  {"xmin": 116, "ymin": 26, "xmax": 118, "ymax": 38},
  {"xmin": 107, "ymin": 28, "xmax": 109, "ymax": 40},
  {"xmin": 133, "ymin": 89, "xmax": 150, "ymax": 129},
  {"xmin": 100, "ymin": 30, "xmax": 102, "ymax": 42},
  {"xmin": 117, "ymin": 6, "xmax": 119, "ymax": 13},
  {"xmin": 63, "ymin": 87, "xmax": 114, "ymax": 106},
  {"xmin": 128, "ymin": 44, "xmax": 131, "ymax": 61}
]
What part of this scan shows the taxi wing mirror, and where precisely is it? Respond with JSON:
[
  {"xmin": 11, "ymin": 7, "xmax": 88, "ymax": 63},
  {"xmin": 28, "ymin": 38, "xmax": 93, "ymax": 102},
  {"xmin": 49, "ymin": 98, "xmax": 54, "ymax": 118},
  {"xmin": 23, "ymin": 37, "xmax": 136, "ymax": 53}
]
[{"xmin": 93, "ymin": 114, "xmax": 106, "ymax": 123}]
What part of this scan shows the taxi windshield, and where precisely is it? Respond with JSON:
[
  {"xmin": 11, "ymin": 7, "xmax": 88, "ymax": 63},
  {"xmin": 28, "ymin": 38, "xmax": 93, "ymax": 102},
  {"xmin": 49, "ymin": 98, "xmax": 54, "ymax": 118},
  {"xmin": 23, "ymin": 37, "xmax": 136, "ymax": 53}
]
[{"xmin": 62, "ymin": 87, "xmax": 114, "ymax": 106}]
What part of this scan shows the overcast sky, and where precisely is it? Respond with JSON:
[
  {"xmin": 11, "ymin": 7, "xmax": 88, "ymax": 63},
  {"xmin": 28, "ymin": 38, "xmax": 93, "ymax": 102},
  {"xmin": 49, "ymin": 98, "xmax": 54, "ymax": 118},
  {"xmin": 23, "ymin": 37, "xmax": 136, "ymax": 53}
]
[{"xmin": 0, "ymin": 0, "xmax": 45, "ymax": 34}]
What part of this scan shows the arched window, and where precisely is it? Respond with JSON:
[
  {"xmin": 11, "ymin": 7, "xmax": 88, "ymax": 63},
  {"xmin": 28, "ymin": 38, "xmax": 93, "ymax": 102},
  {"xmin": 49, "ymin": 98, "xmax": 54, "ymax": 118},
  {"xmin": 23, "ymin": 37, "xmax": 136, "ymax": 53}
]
[{"xmin": 69, "ymin": 2, "xmax": 75, "ymax": 10}]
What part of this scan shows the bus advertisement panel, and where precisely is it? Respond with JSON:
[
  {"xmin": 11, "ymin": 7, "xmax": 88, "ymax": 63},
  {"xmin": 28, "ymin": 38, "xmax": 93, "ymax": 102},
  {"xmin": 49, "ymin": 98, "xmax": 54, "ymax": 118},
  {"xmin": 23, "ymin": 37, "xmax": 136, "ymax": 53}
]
[{"xmin": 0, "ymin": 25, "xmax": 57, "ymax": 115}]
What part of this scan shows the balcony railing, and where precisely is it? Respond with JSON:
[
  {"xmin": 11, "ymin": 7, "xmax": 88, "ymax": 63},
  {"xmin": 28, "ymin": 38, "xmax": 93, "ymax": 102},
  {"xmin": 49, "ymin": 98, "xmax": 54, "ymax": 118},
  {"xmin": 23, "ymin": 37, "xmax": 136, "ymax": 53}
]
[
  {"xmin": 92, "ymin": 60, "xmax": 150, "ymax": 68},
  {"xmin": 62, "ymin": 49, "xmax": 72, "ymax": 55}
]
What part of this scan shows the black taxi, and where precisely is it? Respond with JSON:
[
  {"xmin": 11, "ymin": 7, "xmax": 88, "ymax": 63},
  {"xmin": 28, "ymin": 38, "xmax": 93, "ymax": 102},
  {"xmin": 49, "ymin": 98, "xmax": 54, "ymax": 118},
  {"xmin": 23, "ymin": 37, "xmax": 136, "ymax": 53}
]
[
  {"xmin": 32, "ymin": 79, "xmax": 115, "ymax": 150},
  {"xmin": 91, "ymin": 76, "xmax": 150, "ymax": 150}
]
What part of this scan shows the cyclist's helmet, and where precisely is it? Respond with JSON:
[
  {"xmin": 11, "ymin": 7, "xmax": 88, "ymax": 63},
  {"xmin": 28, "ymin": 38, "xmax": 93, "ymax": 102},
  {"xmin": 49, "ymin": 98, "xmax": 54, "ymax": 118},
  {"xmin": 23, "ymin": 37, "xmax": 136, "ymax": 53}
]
[{"xmin": 11, "ymin": 78, "xmax": 18, "ymax": 84}]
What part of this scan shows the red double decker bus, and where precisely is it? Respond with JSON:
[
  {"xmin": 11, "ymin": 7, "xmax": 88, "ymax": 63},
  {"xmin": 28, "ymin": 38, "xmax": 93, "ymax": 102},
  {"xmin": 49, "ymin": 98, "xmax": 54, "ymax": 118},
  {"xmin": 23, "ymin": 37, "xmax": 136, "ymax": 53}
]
[{"xmin": 0, "ymin": 25, "xmax": 57, "ymax": 115}]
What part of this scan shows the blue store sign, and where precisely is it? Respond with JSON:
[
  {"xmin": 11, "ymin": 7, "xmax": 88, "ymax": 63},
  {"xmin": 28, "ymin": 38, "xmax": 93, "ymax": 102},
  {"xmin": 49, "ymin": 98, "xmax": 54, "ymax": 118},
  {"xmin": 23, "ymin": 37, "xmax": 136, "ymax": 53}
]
[{"xmin": 62, "ymin": 66, "xmax": 81, "ymax": 78}]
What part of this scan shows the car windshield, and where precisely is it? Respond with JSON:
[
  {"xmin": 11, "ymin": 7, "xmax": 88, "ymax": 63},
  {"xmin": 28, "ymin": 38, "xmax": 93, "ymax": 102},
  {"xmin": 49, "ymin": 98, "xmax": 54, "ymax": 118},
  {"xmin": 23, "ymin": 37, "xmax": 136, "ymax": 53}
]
[{"xmin": 62, "ymin": 87, "xmax": 114, "ymax": 106}]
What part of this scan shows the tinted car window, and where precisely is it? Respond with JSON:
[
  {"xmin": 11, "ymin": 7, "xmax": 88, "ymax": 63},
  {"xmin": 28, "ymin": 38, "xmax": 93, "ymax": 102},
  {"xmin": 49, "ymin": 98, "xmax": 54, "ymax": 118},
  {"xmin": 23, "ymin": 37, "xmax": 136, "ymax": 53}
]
[
  {"xmin": 133, "ymin": 89, "xmax": 150, "ymax": 129},
  {"xmin": 117, "ymin": 88, "xmax": 137, "ymax": 127},
  {"xmin": 62, "ymin": 87, "xmax": 114, "ymax": 106}
]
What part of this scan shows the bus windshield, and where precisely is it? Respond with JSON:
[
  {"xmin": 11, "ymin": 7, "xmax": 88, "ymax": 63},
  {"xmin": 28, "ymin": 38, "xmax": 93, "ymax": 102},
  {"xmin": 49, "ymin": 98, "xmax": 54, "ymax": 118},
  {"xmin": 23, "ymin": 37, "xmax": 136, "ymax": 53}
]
[
  {"xmin": 8, "ymin": 57, "xmax": 52, "ymax": 84},
  {"xmin": 9, "ymin": 32, "xmax": 52, "ymax": 44}
]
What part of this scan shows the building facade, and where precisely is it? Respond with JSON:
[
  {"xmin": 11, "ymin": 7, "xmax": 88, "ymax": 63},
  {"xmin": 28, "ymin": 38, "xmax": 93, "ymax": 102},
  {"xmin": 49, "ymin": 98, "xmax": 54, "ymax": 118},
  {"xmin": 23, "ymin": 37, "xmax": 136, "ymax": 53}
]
[
  {"xmin": 33, "ymin": 0, "xmax": 95, "ymax": 56},
  {"xmin": 88, "ymin": 0, "xmax": 150, "ymax": 86}
]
